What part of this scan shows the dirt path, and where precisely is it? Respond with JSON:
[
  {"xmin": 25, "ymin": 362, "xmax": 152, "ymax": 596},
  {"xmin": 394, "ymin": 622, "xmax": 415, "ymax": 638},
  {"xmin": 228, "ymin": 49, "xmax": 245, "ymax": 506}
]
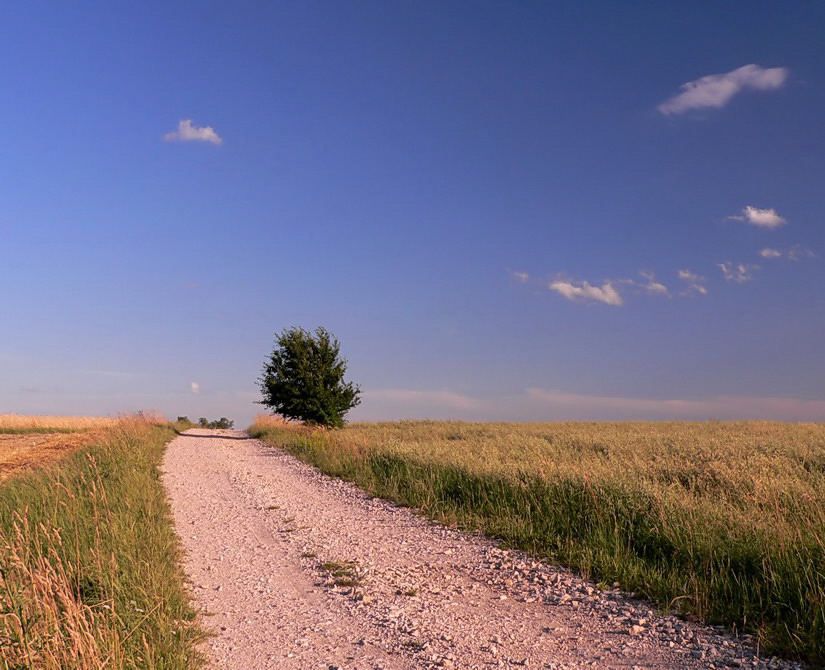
[{"xmin": 162, "ymin": 430, "xmax": 800, "ymax": 670}]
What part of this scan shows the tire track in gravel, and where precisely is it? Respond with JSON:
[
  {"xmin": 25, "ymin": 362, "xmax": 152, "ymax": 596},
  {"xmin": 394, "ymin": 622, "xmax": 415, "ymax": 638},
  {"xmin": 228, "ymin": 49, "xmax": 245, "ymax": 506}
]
[{"xmin": 162, "ymin": 430, "xmax": 803, "ymax": 670}]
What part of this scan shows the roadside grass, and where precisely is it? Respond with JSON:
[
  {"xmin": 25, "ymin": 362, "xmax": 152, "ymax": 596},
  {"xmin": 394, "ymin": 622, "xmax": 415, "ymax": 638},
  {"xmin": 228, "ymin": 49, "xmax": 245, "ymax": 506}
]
[
  {"xmin": 249, "ymin": 418, "xmax": 825, "ymax": 664},
  {"xmin": 0, "ymin": 417, "xmax": 204, "ymax": 669},
  {"xmin": 170, "ymin": 418, "xmax": 196, "ymax": 434}
]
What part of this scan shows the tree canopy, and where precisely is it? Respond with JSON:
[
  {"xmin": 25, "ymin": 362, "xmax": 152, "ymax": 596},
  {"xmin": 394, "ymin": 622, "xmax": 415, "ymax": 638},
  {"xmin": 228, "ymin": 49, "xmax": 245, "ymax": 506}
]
[{"xmin": 257, "ymin": 326, "xmax": 360, "ymax": 428}]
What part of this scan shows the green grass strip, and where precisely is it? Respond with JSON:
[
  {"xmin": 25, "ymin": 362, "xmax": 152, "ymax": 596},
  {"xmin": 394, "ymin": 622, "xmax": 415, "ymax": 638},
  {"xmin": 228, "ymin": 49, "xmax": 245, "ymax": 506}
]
[
  {"xmin": 0, "ymin": 420, "xmax": 205, "ymax": 669},
  {"xmin": 251, "ymin": 424, "xmax": 824, "ymax": 665}
]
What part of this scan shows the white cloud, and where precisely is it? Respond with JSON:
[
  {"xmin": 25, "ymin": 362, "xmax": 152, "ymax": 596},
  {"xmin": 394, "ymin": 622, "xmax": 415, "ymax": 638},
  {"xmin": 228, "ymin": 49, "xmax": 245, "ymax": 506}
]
[
  {"xmin": 636, "ymin": 271, "xmax": 670, "ymax": 297},
  {"xmin": 523, "ymin": 388, "xmax": 825, "ymax": 422},
  {"xmin": 760, "ymin": 248, "xmax": 783, "ymax": 259},
  {"xmin": 718, "ymin": 262, "xmax": 758, "ymax": 283},
  {"xmin": 549, "ymin": 279, "xmax": 623, "ymax": 306},
  {"xmin": 658, "ymin": 64, "xmax": 788, "ymax": 115},
  {"xmin": 164, "ymin": 119, "xmax": 223, "ymax": 145},
  {"xmin": 731, "ymin": 205, "xmax": 787, "ymax": 229},
  {"xmin": 677, "ymin": 269, "xmax": 708, "ymax": 296},
  {"xmin": 353, "ymin": 386, "xmax": 825, "ymax": 422},
  {"xmin": 190, "ymin": 382, "xmax": 200, "ymax": 394}
]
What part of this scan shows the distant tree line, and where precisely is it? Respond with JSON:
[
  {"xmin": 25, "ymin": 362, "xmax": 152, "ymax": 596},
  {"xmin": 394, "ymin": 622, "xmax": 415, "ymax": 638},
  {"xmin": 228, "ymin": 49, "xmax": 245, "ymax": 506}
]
[{"xmin": 175, "ymin": 416, "xmax": 234, "ymax": 429}]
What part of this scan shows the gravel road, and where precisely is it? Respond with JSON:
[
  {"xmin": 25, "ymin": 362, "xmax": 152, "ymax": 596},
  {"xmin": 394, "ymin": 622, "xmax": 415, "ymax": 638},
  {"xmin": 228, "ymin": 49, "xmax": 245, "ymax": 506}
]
[{"xmin": 162, "ymin": 430, "xmax": 804, "ymax": 670}]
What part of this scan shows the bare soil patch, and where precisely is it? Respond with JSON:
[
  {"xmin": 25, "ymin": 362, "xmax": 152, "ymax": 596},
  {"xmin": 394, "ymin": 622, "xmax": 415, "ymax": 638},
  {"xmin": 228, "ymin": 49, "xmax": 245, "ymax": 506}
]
[{"xmin": 0, "ymin": 432, "xmax": 98, "ymax": 482}]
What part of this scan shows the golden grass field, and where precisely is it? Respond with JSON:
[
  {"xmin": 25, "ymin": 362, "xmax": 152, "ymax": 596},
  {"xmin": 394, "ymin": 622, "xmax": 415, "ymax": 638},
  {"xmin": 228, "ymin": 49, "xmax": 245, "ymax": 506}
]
[
  {"xmin": 0, "ymin": 414, "xmax": 119, "ymax": 482},
  {"xmin": 251, "ymin": 417, "xmax": 825, "ymax": 661},
  {"xmin": 0, "ymin": 414, "xmax": 118, "ymax": 432},
  {"xmin": 256, "ymin": 417, "xmax": 825, "ymax": 530},
  {"xmin": 338, "ymin": 420, "xmax": 825, "ymax": 525}
]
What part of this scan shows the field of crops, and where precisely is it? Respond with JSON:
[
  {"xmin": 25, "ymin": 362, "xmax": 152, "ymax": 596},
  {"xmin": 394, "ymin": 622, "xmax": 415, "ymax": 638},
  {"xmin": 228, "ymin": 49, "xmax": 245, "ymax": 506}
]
[
  {"xmin": 0, "ymin": 414, "xmax": 122, "ymax": 481},
  {"xmin": 0, "ymin": 414, "xmax": 118, "ymax": 433},
  {"xmin": 250, "ymin": 418, "xmax": 825, "ymax": 663}
]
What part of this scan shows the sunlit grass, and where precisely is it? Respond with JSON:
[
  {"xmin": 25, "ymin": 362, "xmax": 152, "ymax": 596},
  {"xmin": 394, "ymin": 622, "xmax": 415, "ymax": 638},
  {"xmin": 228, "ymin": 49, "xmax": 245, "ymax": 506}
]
[
  {"xmin": 250, "ymin": 418, "xmax": 825, "ymax": 663},
  {"xmin": 0, "ymin": 416, "xmax": 204, "ymax": 669},
  {"xmin": 0, "ymin": 414, "xmax": 119, "ymax": 434},
  {"xmin": 251, "ymin": 413, "xmax": 294, "ymax": 430}
]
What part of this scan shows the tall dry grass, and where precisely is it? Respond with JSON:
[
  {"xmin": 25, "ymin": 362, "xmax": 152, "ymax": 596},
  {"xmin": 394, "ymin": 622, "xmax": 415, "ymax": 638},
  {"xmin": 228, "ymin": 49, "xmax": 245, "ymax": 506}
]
[
  {"xmin": 252, "ymin": 413, "xmax": 295, "ymax": 429},
  {"xmin": 0, "ymin": 478, "xmax": 122, "ymax": 668},
  {"xmin": 249, "ymin": 419, "xmax": 825, "ymax": 663},
  {"xmin": 0, "ymin": 416, "xmax": 203, "ymax": 669}
]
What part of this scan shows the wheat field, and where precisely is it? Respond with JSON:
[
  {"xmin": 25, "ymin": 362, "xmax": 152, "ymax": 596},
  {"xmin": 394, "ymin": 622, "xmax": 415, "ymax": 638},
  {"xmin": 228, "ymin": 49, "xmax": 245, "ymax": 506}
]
[{"xmin": 0, "ymin": 414, "xmax": 118, "ymax": 433}]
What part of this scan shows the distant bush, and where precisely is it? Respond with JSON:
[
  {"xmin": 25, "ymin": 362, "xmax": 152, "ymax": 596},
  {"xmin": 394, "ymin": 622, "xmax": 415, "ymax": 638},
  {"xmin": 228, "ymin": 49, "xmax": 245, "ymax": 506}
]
[
  {"xmin": 172, "ymin": 416, "xmax": 195, "ymax": 433},
  {"xmin": 172, "ymin": 416, "xmax": 234, "ymax": 431},
  {"xmin": 181, "ymin": 417, "xmax": 234, "ymax": 430}
]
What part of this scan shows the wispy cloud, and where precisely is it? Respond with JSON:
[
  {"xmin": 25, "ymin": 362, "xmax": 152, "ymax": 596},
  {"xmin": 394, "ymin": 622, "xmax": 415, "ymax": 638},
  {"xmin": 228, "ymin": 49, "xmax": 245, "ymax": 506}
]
[
  {"xmin": 718, "ymin": 262, "xmax": 758, "ymax": 283},
  {"xmin": 635, "ymin": 271, "xmax": 670, "ymax": 297},
  {"xmin": 761, "ymin": 245, "xmax": 816, "ymax": 261},
  {"xmin": 354, "ymin": 386, "xmax": 825, "ymax": 422},
  {"xmin": 677, "ymin": 269, "xmax": 708, "ymax": 296},
  {"xmin": 618, "ymin": 271, "xmax": 670, "ymax": 297},
  {"xmin": 508, "ymin": 270, "xmax": 530, "ymax": 283},
  {"xmin": 549, "ymin": 278, "xmax": 623, "ymax": 306},
  {"xmin": 658, "ymin": 64, "xmax": 788, "ymax": 115},
  {"xmin": 729, "ymin": 205, "xmax": 787, "ymax": 229},
  {"xmin": 359, "ymin": 388, "xmax": 483, "ymax": 420},
  {"xmin": 163, "ymin": 119, "xmax": 223, "ymax": 145},
  {"xmin": 190, "ymin": 382, "xmax": 200, "ymax": 394},
  {"xmin": 787, "ymin": 245, "xmax": 816, "ymax": 261},
  {"xmin": 523, "ymin": 388, "xmax": 825, "ymax": 422}
]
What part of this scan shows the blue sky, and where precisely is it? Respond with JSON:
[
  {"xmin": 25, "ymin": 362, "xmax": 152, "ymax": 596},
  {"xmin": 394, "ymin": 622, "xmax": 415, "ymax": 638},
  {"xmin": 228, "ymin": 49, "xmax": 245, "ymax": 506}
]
[{"xmin": 2, "ymin": 1, "xmax": 824, "ymax": 426}]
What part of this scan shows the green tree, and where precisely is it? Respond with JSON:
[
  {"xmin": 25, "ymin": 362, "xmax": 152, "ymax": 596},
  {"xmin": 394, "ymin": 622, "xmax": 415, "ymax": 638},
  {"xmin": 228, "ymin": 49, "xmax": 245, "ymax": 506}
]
[{"xmin": 257, "ymin": 327, "xmax": 361, "ymax": 428}]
